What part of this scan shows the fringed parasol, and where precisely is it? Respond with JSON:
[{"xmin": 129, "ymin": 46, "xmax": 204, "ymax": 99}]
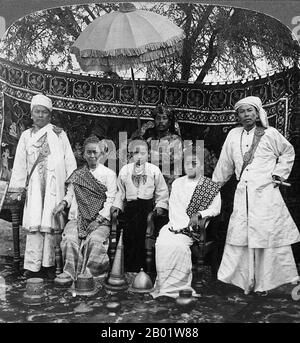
[{"xmin": 71, "ymin": 3, "xmax": 185, "ymax": 131}]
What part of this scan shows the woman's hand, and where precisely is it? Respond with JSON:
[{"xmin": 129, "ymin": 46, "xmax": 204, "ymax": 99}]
[{"xmin": 86, "ymin": 220, "xmax": 99, "ymax": 232}]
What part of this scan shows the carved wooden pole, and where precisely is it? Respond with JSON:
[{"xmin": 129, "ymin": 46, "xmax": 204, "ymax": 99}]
[
  {"xmin": 54, "ymin": 212, "xmax": 65, "ymax": 275},
  {"xmin": 108, "ymin": 212, "xmax": 118, "ymax": 267},
  {"xmin": 11, "ymin": 205, "xmax": 21, "ymax": 272},
  {"xmin": 192, "ymin": 218, "xmax": 207, "ymax": 294},
  {"xmin": 145, "ymin": 211, "xmax": 156, "ymax": 274}
]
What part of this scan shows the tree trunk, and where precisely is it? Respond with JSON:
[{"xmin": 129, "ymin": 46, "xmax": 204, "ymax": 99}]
[
  {"xmin": 180, "ymin": 5, "xmax": 214, "ymax": 81},
  {"xmin": 180, "ymin": 4, "xmax": 193, "ymax": 81},
  {"xmin": 194, "ymin": 7, "xmax": 236, "ymax": 83},
  {"xmin": 194, "ymin": 30, "xmax": 219, "ymax": 83}
]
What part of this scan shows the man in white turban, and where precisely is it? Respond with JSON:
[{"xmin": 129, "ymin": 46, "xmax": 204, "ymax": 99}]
[
  {"xmin": 9, "ymin": 93, "xmax": 77, "ymax": 279},
  {"xmin": 212, "ymin": 96, "xmax": 299, "ymax": 295}
]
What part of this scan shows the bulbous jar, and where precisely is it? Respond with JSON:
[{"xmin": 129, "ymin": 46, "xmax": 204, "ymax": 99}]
[{"xmin": 175, "ymin": 289, "xmax": 195, "ymax": 311}]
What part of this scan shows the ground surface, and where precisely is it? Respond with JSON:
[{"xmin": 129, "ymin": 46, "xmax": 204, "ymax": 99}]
[{"xmin": 1, "ymin": 219, "xmax": 300, "ymax": 323}]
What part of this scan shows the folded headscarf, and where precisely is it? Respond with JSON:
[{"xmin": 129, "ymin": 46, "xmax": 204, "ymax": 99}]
[
  {"xmin": 234, "ymin": 96, "xmax": 269, "ymax": 128},
  {"xmin": 30, "ymin": 94, "xmax": 53, "ymax": 112}
]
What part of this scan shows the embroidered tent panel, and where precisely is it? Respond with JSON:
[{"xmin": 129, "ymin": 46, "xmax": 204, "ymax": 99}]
[{"xmin": 0, "ymin": 58, "xmax": 293, "ymax": 180}]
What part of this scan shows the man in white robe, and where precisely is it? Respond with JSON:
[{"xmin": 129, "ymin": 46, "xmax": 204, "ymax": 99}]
[
  {"xmin": 213, "ymin": 96, "xmax": 300, "ymax": 294},
  {"xmin": 9, "ymin": 93, "xmax": 77, "ymax": 278},
  {"xmin": 151, "ymin": 149, "xmax": 221, "ymax": 298}
]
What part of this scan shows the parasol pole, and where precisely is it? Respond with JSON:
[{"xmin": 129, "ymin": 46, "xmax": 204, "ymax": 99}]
[{"xmin": 130, "ymin": 67, "xmax": 141, "ymax": 133}]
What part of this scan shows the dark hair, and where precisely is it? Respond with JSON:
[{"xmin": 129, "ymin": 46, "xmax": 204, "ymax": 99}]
[
  {"xmin": 152, "ymin": 105, "xmax": 177, "ymax": 134},
  {"xmin": 83, "ymin": 135, "xmax": 100, "ymax": 149}
]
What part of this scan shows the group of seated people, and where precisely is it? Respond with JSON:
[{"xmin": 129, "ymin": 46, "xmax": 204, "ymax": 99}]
[
  {"xmin": 8, "ymin": 93, "xmax": 221, "ymax": 299},
  {"xmin": 54, "ymin": 135, "xmax": 220, "ymax": 300},
  {"xmin": 7, "ymin": 93, "xmax": 299, "ymax": 299}
]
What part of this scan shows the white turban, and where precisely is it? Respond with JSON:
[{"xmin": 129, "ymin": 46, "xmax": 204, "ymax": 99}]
[
  {"xmin": 30, "ymin": 94, "xmax": 52, "ymax": 112},
  {"xmin": 234, "ymin": 96, "xmax": 269, "ymax": 128}
]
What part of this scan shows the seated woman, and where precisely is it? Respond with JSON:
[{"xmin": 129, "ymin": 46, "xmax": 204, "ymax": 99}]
[
  {"xmin": 143, "ymin": 105, "xmax": 183, "ymax": 192},
  {"xmin": 110, "ymin": 138, "xmax": 169, "ymax": 273},
  {"xmin": 53, "ymin": 135, "xmax": 117, "ymax": 281},
  {"xmin": 151, "ymin": 147, "xmax": 221, "ymax": 299}
]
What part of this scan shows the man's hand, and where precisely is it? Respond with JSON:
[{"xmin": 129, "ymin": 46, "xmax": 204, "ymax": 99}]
[
  {"xmin": 110, "ymin": 206, "xmax": 121, "ymax": 217},
  {"xmin": 188, "ymin": 213, "xmax": 201, "ymax": 229},
  {"xmin": 272, "ymin": 175, "xmax": 283, "ymax": 188},
  {"xmin": 53, "ymin": 201, "xmax": 66, "ymax": 216},
  {"xmin": 154, "ymin": 207, "xmax": 165, "ymax": 216}
]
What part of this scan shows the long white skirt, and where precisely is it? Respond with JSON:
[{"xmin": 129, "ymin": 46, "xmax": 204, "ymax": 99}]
[
  {"xmin": 151, "ymin": 225, "xmax": 196, "ymax": 299},
  {"xmin": 218, "ymin": 243, "xmax": 299, "ymax": 294}
]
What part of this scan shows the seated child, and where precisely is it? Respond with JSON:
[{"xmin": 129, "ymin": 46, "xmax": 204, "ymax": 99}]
[
  {"xmin": 110, "ymin": 138, "xmax": 169, "ymax": 272},
  {"xmin": 151, "ymin": 147, "xmax": 221, "ymax": 298},
  {"xmin": 53, "ymin": 135, "xmax": 117, "ymax": 280}
]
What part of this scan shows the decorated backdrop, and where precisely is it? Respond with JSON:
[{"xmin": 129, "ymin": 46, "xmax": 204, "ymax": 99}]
[{"xmin": 0, "ymin": 57, "xmax": 296, "ymax": 175}]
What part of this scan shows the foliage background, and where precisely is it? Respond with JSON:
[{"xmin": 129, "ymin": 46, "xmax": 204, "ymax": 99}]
[{"xmin": 0, "ymin": 2, "xmax": 299, "ymax": 82}]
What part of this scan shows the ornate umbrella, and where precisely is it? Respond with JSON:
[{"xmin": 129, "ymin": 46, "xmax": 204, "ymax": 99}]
[{"xmin": 71, "ymin": 2, "xmax": 185, "ymax": 131}]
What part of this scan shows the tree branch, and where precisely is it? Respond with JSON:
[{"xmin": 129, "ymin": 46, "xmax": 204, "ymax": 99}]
[
  {"xmin": 25, "ymin": 27, "xmax": 49, "ymax": 52},
  {"xmin": 83, "ymin": 5, "xmax": 97, "ymax": 20},
  {"xmin": 51, "ymin": 8, "xmax": 82, "ymax": 37},
  {"xmin": 246, "ymin": 38, "xmax": 260, "ymax": 76},
  {"xmin": 191, "ymin": 5, "xmax": 214, "ymax": 42},
  {"xmin": 180, "ymin": 4, "xmax": 214, "ymax": 81},
  {"xmin": 194, "ymin": 29, "xmax": 219, "ymax": 83}
]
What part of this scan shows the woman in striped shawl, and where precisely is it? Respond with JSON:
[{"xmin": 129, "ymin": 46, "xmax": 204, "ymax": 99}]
[{"xmin": 53, "ymin": 135, "xmax": 117, "ymax": 280}]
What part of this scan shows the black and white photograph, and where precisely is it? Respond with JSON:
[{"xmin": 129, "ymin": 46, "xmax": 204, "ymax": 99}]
[{"xmin": 0, "ymin": 0, "xmax": 299, "ymax": 332}]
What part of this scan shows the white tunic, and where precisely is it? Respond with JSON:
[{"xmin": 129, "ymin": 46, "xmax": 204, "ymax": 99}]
[
  {"xmin": 9, "ymin": 124, "xmax": 77, "ymax": 232},
  {"xmin": 113, "ymin": 162, "xmax": 169, "ymax": 211},
  {"xmin": 212, "ymin": 126, "xmax": 300, "ymax": 248}
]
